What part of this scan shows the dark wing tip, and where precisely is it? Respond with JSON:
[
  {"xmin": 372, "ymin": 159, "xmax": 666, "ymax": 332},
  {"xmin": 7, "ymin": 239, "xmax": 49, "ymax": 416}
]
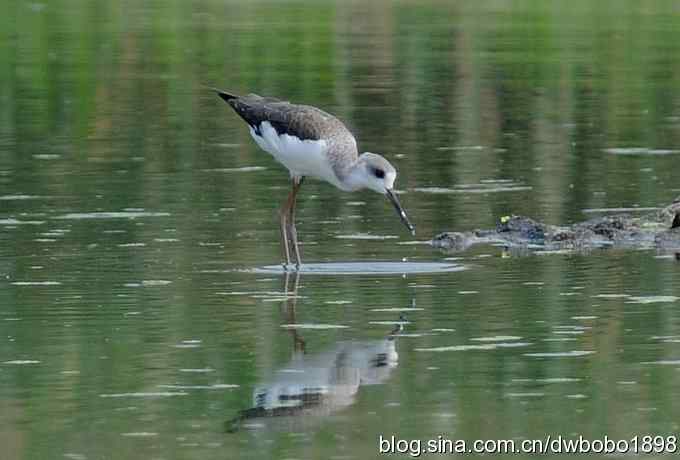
[
  {"xmin": 203, "ymin": 85, "xmax": 239, "ymax": 103},
  {"xmin": 672, "ymin": 212, "xmax": 680, "ymax": 229}
]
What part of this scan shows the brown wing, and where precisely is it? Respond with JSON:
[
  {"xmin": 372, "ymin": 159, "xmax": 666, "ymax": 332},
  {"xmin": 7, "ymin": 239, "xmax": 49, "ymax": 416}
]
[{"xmin": 218, "ymin": 91, "xmax": 346, "ymax": 142}]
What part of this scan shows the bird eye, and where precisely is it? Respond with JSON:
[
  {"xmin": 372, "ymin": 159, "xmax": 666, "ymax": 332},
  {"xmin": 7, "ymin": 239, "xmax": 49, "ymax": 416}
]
[{"xmin": 374, "ymin": 168, "xmax": 385, "ymax": 179}]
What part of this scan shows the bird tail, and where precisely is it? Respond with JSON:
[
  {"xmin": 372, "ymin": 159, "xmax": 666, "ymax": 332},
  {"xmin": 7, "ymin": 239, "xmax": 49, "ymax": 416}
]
[{"xmin": 203, "ymin": 85, "xmax": 239, "ymax": 103}]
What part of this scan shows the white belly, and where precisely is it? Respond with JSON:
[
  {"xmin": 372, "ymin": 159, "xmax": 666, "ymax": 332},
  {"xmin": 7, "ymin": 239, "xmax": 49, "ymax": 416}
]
[{"xmin": 249, "ymin": 121, "xmax": 341, "ymax": 187}]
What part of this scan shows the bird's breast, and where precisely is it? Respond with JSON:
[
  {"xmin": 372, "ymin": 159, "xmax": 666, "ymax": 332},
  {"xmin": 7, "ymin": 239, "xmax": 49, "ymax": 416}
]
[{"xmin": 249, "ymin": 121, "xmax": 343, "ymax": 187}]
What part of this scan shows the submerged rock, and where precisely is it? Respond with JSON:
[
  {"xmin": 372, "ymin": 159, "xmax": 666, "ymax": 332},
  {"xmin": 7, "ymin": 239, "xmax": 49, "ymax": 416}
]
[{"xmin": 431, "ymin": 196, "xmax": 680, "ymax": 255}]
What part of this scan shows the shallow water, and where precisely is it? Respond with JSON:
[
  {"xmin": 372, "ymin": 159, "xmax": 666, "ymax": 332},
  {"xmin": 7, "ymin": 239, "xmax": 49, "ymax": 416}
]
[
  {"xmin": 251, "ymin": 262, "xmax": 466, "ymax": 275},
  {"xmin": 2, "ymin": 1, "xmax": 680, "ymax": 459}
]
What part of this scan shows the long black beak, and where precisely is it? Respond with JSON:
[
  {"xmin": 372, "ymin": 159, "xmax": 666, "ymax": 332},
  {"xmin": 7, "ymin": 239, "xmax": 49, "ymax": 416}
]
[{"xmin": 386, "ymin": 189, "xmax": 415, "ymax": 236}]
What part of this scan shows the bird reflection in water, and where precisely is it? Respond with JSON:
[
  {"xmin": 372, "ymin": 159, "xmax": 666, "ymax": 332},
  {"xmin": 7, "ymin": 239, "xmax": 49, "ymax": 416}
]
[{"xmin": 226, "ymin": 272, "xmax": 405, "ymax": 432}]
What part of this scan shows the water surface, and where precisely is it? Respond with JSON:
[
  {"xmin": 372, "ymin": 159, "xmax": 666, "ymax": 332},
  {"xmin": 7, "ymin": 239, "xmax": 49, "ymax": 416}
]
[{"xmin": 1, "ymin": 1, "xmax": 680, "ymax": 459}]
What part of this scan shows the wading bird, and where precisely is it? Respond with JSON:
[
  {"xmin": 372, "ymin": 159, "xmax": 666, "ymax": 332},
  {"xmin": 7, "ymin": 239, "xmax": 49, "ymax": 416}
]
[{"xmin": 215, "ymin": 90, "xmax": 414, "ymax": 269}]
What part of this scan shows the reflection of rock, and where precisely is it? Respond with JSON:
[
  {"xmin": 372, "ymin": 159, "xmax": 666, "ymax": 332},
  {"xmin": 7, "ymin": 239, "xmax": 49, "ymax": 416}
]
[
  {"xmin": 431, "ymin": 196, "xmax": 680, "ymax": 254},
  {"xmin": 227, "ymin": 338, "xmax": 398, "ymax": 432}
]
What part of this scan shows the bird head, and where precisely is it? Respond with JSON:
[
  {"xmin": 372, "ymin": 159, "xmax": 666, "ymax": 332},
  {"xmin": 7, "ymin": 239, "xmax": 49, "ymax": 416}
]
[{"xmin": 353, "ymin": 153, "xmax": 415, "ymax": 236}]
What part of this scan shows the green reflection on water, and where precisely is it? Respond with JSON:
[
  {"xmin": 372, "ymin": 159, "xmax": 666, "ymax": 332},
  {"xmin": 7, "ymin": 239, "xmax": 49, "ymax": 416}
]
[{"xmin": 1, "ymin": 1, "xmax": 680, "ymax": 459}]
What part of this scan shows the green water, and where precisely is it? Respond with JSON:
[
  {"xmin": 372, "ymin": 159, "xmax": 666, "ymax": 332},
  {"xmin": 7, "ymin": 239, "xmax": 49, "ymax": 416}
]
[{"xmin": 2, "ymin": 1, "xmax": 680, "ymax": 459}]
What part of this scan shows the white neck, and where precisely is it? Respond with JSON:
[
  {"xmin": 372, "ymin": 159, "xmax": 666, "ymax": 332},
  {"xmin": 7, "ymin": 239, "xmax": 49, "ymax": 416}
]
[{"xmin": 338, "ymin": 161, "xmax": 368, "ymax": 192}]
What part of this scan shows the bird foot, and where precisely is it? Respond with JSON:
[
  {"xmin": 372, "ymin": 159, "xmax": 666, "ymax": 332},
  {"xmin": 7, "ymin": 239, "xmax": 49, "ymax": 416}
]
[{"xmin": 282, "ymin": 263, "xmax": 302, "ymax": 272}]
